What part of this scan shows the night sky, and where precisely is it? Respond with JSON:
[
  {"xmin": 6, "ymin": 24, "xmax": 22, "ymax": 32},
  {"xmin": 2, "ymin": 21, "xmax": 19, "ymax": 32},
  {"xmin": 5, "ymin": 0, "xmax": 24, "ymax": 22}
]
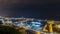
[{"xmin": 0, "ymin": 0, "xmax": 60, "ymax": 20}]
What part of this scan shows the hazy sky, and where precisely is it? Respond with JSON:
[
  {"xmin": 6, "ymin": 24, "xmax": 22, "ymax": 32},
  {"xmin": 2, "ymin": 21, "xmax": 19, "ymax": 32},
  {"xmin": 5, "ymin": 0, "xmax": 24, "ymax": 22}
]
[{"xmin": 0, "ymin": 0, "xmax": 60, "ymax": 20}]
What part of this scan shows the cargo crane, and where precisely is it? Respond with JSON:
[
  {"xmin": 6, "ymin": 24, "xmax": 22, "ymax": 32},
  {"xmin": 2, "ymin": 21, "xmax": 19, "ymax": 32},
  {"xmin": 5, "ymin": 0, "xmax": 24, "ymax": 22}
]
[{"xmin": 42, "ymin": 20, "xmax": 55, "ymax": 34}]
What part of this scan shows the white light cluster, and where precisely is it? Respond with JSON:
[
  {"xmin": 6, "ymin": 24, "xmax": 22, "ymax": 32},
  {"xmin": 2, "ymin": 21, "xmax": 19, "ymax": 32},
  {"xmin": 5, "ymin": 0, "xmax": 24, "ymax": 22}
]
[{"xmin": 14, "ymin": 22, "xmax": 43, "ymax": 31}]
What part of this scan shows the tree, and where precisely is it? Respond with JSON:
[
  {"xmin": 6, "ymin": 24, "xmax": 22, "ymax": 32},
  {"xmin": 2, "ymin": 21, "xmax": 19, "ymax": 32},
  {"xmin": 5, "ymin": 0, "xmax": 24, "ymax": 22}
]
[
  {"xmin": 53, "ymin": 25, "xmax": 60, "ymax": 33},
  {"xmin": 0, "ymin": 26, "xmax": 22, "ymax": 34},
  {"xmin": 0, "ymin": 21, "xmax": 3, "ymax": 25}
]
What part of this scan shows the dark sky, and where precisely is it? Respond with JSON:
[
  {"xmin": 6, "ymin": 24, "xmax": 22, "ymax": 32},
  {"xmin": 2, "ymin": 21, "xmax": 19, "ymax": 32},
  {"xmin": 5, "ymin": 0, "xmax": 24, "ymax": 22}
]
[{"xmin": 0, "ymin": 0, "xmax": 60, "ymax": 20}]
